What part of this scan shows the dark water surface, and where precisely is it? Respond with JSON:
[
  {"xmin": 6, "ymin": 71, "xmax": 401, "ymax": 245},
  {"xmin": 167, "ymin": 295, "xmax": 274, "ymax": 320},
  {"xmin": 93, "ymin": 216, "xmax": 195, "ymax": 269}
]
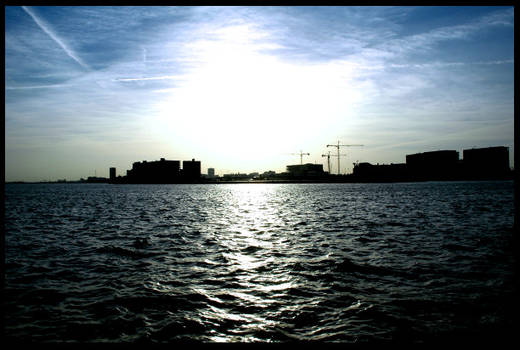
[{"xmin": 4, "ymin": 181, "xmax": 517, "ymax": 343}]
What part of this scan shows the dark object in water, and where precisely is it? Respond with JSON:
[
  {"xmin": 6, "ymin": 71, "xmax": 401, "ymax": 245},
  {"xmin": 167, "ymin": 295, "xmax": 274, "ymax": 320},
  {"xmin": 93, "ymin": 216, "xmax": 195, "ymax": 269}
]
[
  {"xmin": 133, "ymin": 237, "xmax": 150, "ymax": 249},
  {"xmin": 338, "ymin": 258, "xmax": 391, "ymax": 276},
  {"xmin": 98, "ymin": 245, "xmax": 155, "ymax": 259}
]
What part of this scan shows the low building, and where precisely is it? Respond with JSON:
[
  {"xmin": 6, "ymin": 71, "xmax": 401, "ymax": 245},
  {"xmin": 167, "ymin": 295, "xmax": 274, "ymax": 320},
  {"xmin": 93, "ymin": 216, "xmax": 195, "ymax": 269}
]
[
  {"xmin": 353, "ymin": 162, "xmax": 408, "ymax": 182},
  {"xmin": 126, "ymin": 158, "xmax": 181, "ymax": 183},
  {"xmin": 115, "ymin": 157, "xmax": 201, "ymax": 183},
  {"xmin": 462, "ymin": 146, "xmax": 510, "ymax": 179},
  {"xmin": 182, "ymin": 159, "xmax": 201, "ymax": 181},
  {"xmin": 406, "ymin": 150, "xmax": 459, "ymax": 180},
  {"xmin": 86, "ymin": 176, "xmax": 109, "ymax": 183},
  {"xmin": 286, "ymin": 163, "xmax": 324, "ymax": 177},
  {"xmin": 222, "ymin": 173, "xmax": 251, "ymax": 181}
]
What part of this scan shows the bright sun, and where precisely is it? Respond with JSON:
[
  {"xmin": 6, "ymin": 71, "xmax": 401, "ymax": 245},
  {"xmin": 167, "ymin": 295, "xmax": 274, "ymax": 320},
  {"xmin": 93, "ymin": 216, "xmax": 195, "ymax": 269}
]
[{"xmin": 151, "ymin": 24, "xmax": 361, "ymax": 173}]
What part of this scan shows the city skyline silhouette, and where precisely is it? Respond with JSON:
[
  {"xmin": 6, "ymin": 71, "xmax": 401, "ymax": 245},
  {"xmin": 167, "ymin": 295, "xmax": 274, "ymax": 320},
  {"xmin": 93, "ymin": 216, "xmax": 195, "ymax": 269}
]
[{"xmin": 5, "ymin": 6, "xmax": 514, "ymax": 182}]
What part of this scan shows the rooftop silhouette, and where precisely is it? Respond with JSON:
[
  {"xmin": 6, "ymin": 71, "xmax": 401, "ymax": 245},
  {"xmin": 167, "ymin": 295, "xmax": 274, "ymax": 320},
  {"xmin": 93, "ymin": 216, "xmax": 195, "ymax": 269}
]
[
  {"xmin": 111, "ymin": 158, "xmax": 201, "ymax": 184},
  {"xmin": 102, "ymin": 146, "xmax": 512, "ymax": 185},
  {"xmin": 353, "ymin": 146, "xmax": 512, "ymax": 182}
]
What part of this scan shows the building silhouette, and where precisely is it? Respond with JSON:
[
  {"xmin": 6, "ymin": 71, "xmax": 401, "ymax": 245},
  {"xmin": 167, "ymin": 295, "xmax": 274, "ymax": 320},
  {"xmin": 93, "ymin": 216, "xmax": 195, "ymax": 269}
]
[
  {"xmin": 222, "ymin": 173, "xmax": 251, "ymax": 181},
  {"xmin": 126, "ymin": 158, "xmax": 180, "ymax": 183},
  {"xmin": 352, "ymin": 163, "xmax": 408, "ymax": 182},
  {"xmin": 107, "ymin": 146, "xmax": 511, "ymax": 184},
  {"xmin": 353, "ymin": 146, "xmax": 511, "ymax": 182},
  {"xmin": 182, "ymin": 159, "xmax": 201, "ymax": 181},
  {"xmin": 462, "ymin": 146, "xmax": 510, "ymax": 179},
  {"xmin": 286, "ymin": 163, "xmax": 324, "ymax": 178},
  {"xmin": 406, "ymin": 150, "xmax": 460, "ymax": 181},
  {"xmin": 112, "ymin": 157, "xmax": 201, "ymax": 184},
  {"xmin": 109, "ymin": 167, "xmax": 116, "ymax": 181}
]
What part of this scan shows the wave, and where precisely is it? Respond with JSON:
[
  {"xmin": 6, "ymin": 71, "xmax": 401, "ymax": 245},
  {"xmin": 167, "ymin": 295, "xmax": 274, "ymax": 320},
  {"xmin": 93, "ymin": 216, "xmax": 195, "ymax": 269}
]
[
  {"xmin": 336, "ymin": 257, "xmax": 406, "ymax": 278},
  {"xmin": 97, "ymin": 245, "xmax": 160, "ymax": 259}
]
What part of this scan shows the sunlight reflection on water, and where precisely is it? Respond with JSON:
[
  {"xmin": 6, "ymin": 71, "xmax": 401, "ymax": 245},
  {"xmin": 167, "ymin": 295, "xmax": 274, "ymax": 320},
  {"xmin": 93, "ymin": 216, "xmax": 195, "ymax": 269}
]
[
  {"xmin": 186, "ymin": 184, "xmax": 307, "ymax": 341},
  {"xmin": 4, "ymin": 181, "xmax": 516, "ymax": 342}
]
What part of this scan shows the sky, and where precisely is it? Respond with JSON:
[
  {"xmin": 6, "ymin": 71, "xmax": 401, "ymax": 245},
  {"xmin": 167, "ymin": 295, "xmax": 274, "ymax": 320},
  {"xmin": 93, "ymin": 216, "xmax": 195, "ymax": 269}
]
[{"xmin": 5, "ymin": 6, "xmax": 515, "ymax": 181}]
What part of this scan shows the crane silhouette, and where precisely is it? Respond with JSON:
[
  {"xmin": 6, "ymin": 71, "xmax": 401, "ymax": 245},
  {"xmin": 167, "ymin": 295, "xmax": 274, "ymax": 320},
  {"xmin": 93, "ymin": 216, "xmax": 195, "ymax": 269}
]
[
  {"xmin": 291, "ymin": 150, "xmax": 310, "ymax": 165},
  {"xmin": 322, "ymin": 152, "xmax": 331, "ymax": 174},
  {"xmin": 322, "ymin": 151, "xmax": 348, "ymax": 174},
  {"xmin": 326, "ymin": 141, "xmax": 363, "ymax": 175}
]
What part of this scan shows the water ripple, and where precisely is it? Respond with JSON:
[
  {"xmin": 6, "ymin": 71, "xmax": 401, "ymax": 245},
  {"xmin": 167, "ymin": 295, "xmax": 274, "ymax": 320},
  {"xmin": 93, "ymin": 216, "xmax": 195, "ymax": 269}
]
[{"xmin": 4, "ymin": 181, "xmax": 516, "ymax": 342}]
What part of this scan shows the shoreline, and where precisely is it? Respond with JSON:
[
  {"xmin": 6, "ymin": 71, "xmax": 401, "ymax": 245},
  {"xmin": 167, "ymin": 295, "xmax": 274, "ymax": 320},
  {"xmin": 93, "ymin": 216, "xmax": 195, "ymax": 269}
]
[{"xmin": 5, "ymin": 177, "xmax": 514, "ymax": 185}]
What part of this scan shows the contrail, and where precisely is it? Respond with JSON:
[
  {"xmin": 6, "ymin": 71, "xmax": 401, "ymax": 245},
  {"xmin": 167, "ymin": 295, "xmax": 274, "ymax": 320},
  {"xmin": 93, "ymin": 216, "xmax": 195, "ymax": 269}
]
[
  {"xmin": 6, "ymin": 84, "xmax": 69, "ymax": 90},
  {"xmin": 22, "ymin": 6, "xmax": 90, "ymax": 70}
]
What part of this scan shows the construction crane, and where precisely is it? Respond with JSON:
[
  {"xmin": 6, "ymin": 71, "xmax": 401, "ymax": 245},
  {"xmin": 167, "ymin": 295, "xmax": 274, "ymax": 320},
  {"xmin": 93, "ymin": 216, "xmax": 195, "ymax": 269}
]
[
  {"xmin": 322, "ymin": 151, "xmax": 348, "ymax": 174},
  {"xmin": 326, "ymin": 141, "xmax": 363, "ymax": 175},
  {"xmin": 291, "ymin": 150, "xmax": 310, "ymax": 165},
  {"xmin": 321, "ymin": 152, "xmax": 332, "ymax": 174}
]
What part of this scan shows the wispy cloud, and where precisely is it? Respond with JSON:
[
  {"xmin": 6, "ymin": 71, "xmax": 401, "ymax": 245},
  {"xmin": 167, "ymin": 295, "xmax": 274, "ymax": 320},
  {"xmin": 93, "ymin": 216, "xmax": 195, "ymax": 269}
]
[
  {"xmin": 387, "ymin": 59, "xmax": 514, "ymax": 70},
  {"xmin": 113, "ymin": 75, "xmax": 183, "ymax": 82},
  {"xmin": 6, "ymin": 84, "xmax": 70, "ymax": 90},
  {"xmin": 380, "ymin": 7, "xmax": 514, "ymax": 57},
  {"xmin": 4, "ymin": 6, "xmax": 514, "ymax": 180},
  {"xmin": 21, "ymin": 6, "xmax": 90, "ymax": 70}
]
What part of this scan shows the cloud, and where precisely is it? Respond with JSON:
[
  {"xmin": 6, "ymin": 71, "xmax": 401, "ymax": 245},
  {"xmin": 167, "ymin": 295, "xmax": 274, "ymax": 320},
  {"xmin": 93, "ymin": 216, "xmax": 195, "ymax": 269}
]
[
  {"xmin": 479, "ymin": 6, "xmax": 514, "ymax": 27},
  {"xmin": 379, "ymin": 7, "xmax": 514, "ymax": 57},
  {"xmin": 387, "ymin": 58, "xmax": 513, "ymax": 70},
  {"xmin": 6, "ymin": 84, "xmax": 71, "ymax": 90},
  {"xmin": 113, "ymin": 75, "xmax": 183, "ymax": 82},
  {"xmin": 21, "ymin": 6, "xmax": 90, "ymax": 70},
  {"xmin": 4, "ymin": 6, "xmax": 514, "ymax": 180}
]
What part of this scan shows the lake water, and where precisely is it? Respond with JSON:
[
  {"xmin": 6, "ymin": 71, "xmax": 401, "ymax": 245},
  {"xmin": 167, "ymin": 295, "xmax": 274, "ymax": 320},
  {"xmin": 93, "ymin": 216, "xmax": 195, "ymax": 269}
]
[{"xmin": 3, "ymin": 181, "xmax": 517, "ymax": 343}]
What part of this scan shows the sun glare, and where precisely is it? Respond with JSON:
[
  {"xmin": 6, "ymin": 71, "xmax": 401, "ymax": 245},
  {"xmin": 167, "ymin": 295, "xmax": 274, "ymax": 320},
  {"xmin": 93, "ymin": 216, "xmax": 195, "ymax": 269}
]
[{"xmin": 151, "ymin": 24, "xmax": 362, "ymax": 173}]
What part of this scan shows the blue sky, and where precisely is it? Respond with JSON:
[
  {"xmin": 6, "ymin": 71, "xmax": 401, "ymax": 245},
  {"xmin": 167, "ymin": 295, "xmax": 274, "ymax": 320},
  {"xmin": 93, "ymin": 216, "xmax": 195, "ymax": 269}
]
[{"xmin": 5, "ymin": 6, "xmax": 514, "ymax": 181}]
